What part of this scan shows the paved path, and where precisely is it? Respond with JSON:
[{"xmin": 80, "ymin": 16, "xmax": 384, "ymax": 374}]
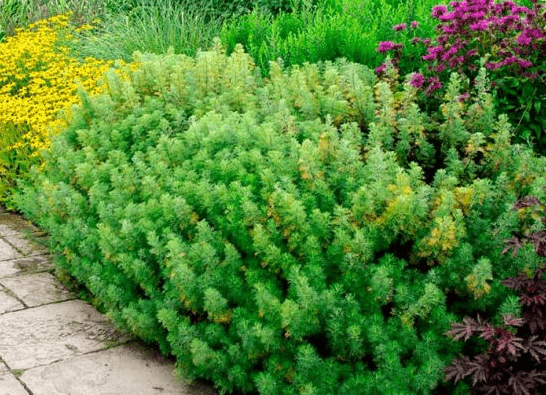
[{"xmin": 0, "ymin": 206, "xmax": 216, "ymax": 395}]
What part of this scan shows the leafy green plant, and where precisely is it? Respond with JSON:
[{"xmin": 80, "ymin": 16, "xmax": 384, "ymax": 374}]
[
  {"xmin": 15, "ymin": 44, "xmax": 546, "ymax": 394},
  {"xmin": 0, "ymin": 123, "xmax": 39, "ymax": 208}
]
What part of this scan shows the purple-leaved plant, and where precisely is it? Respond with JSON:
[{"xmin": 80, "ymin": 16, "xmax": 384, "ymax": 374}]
[{"xmin": 444, "ymin": 192, "xmax": 546, "ymax": 394}]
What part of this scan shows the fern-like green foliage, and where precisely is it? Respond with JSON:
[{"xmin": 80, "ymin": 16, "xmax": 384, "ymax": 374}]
[{"xmin": 15, "ymin": 42, "xmax": 546, "ymax": 394}]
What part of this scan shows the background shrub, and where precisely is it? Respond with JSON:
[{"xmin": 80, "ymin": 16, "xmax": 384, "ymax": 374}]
[
  {"xmin": 101, "ymin": 0, "xmax": 301, "ymax": 19},
  {"xmin": 15, "ymin": 43, "xmax": 546, "ymax": 394},
  {"xmin": 56, "ymin": 0, "xmax": 438, "ymax": 78},
  {"xmin": 221, "ymin": 0, "xmax": 439, "ymax": 76}
]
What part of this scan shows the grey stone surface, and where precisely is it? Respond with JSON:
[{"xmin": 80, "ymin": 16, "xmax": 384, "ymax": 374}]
[
  {"xmin": 0, "ymin": 239, "xmax": 20, "ymax": 262},
  {"xmin": 2, "ymin": 234, "xmax": 48, "ymax": 256},
  {"xmin": 0, "ymin": 288, "xmax": 25, "ymax": 313},
  {"xmin": 0, "ymin": 300, "xmax": 131, "ymax": 370},
  {"xmin": 0, "ymin": 255, "xmax": 52, "ymax": 278},
  {"xmin": 0, "ymin": 363, "xmax": 29, "ymax": 395},
  {"xmin": 0, "ymin": 213, "xmax": 42, "ymax": 236},
  {"xmin": 0, "ymin": 273, "xmax": 73, "ymax": 307},
  {"xmin": 0, "ymin": 372, "xmax": 29, "ymax": 395},
  {"xmin": 20, "ymin": 342, "xmax": 216, "ymax": 395}
]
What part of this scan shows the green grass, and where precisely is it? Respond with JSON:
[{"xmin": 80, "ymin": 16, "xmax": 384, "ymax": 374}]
[
  {"xmin": 61, "ymin": 0, "xmax": 224, "ymax": 63},
  {"xmin": 1, "ymin": 0, "xmax": 441, "ymax": 78}
]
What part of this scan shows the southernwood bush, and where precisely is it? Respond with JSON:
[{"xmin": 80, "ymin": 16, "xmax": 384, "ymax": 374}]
[{"xmin": 15, "ymin": 42, "xmax": 546, "ymax": 394}]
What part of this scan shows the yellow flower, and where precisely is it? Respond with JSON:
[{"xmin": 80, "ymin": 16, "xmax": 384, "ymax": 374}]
[{"xmin": 0, "ymin": 12, "xmax": 135, "ymax": 157}]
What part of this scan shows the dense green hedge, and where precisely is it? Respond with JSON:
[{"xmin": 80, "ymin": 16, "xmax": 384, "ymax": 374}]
[{"xmin": 16, "ymin": 43, "xmax": 546, "ymax": 394}]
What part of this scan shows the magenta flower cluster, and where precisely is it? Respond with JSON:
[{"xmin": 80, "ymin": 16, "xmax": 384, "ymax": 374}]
[
  {"xmin": 377, "ymin": 41, "xmax": 403, "ymax": 53},
  {"xmin": 375, "ymin": 0, "xmax": 546, "ymax": 94},
  {"xmin": 410, "ymin": 72, "xmax": 425, "ymax": 88}
]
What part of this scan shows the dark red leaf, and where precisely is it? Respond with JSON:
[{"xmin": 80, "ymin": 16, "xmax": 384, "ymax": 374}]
[
  {"xmin": 512, "ymin": 196, "xmax": 541, "ymax": 209},
  {"xmin": 503, "ymin": 314, "xmax": 524, "ymax": 327},
  {"xmin": 525, "ymin": 337, "xmax": 546, "ymax": 363},
  {"xmin": 445, "ymin": 355, "xmax": 473, "ymax": 384},
  {"xmin": 446, "ymin": 316, "xmax": 480, "ymax": 341},
  {"xmin": 479, "ymin": 323, "xmax": 496, "ymax": 340},
  {"xmin": 502, "ymin": 236, "xmax": 524, "ymax": 256}
]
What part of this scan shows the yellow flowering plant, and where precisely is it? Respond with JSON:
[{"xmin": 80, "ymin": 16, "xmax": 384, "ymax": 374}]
[{"xmin": 0, "ymin": 12, "xmax": 130, "ymax": 205}]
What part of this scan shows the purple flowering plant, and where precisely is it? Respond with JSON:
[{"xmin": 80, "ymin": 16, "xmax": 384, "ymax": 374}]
[{"xmin": 375, "ymin": 0, "xmax": 546, "ymax": 153}]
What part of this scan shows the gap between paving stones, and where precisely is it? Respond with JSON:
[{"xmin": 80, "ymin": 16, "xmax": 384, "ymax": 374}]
[{"xmin": 1, "ymin": 354, "xmax": 36, "ymax": 395}]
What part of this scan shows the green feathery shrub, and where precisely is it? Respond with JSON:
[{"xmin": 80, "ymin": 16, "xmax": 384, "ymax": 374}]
[{"xmin": 15, "ymin": 42, "xmax": 546, "ymax": 394}]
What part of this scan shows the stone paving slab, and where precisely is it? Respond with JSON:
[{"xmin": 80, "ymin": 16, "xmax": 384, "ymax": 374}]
[
  {"xmin": 0, "ymin": 287, "xmax": 25, "ymax": 313},
  {"xmin": 0, "ymin": 362, "xmax": 29, "ymax": 395},
  {"xmin": 0, "ymin": 273, "xmax": 74, "ymax": 307},
  {"xmin": 0, "ymin": 212, "xmax": 42, "ymax": 236},
  {"xmin": 0, "ymin": 374, "xmax": 29, "ymax": 395},
  {"xmin": 1, "ymin": 233, "xmax": 49, "ymax": 256},
  {"xmin": 20, "ymin": 342, "xmax": 216, "ymax": 395},
  {"xmin": 0, "ymin": 255, "xmax": 52, "ymax": 278},
  {"xmin": 0, "ymin": 239, "xmax": 21, "ymax": 261},
  {"xmin": 0, "ymin": 300, "xmax": 132, "ymax": 370}
]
